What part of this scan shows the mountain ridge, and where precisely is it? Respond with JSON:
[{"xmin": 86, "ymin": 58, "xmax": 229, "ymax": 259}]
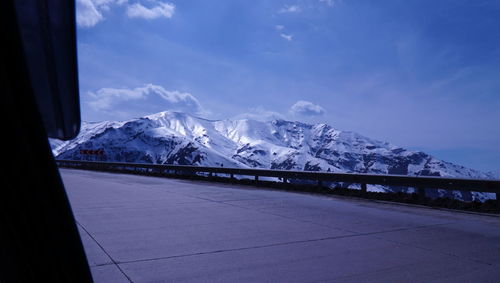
[{"xmin": 51, "ymin": 110, "xmax": 495, "ymax": 201}]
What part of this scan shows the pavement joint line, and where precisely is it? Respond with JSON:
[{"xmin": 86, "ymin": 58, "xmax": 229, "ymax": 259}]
[
  {"xmin": 217, "ymin": 198, "xmax": 354, "ymax": 233},
  {"xmin": 162, "ymin": 189, "xmax": 469, "ymax": 242},
  {"xmin": 115, "ymin": 234, "xmax": 369, "ymax": 265},
  {"xmin": 92, "ymin": 262, "xmax": 116, "ymax": 267},
  {"xmin": 335, "ymin": 218, "xmax": 496, "ymax": 266},
  {"xmin": 193, "ymin": 194, "xmax": 462, "ymax": 238},
  {"xmin": 166, "ymin": 192, "xmax": 357, "ymax": 234},
  {"xmin": 112, "ymin": 221, "xmax": 462, "ymax": 266},
  {"xmin": 179, "ymin": 196, "xmax": 272, "ymax": 203},
  {"xmin": 371, "ymin": 234, "xmax": 494, "ymax": 266},
  {"xmin": 155, "ymin": 183, "xmax": 486, "ymax": 233},
  {"xmin": 328, "ymin": 261, "xmax": 438, "ymax": 282},
  {"xmin": 76, "ymin": 221, "xmax": 134, "ymax": 283},
  {"xmin": 220, "ymin": 194, "xmax": 496, "ymax": 235}
]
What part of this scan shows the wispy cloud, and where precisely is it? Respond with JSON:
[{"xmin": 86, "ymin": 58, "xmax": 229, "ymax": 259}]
[
  {"xmin": 127, "ymin": 1, "xmax": 175, "ymax": 19},
  {"xmin": 275, "ymin": 25, "xmax": 285, "ymax": 31},
  {"xmin": 87, "ymin": 84, "xmax": 203, "ymax": 116},
  {"xmin": 235, "ymin": 101, "xmax": 326, "ymax": 121},
  {"xmin": 76, "ymin": 0, "xmax": 130, "ymax": 28},
  {"xmin": 278, "ymin": 4, "xmax": 301, "ymax": 14},
  {"xmin": 280, "ymin": 33, "xmax": 293, "ymax": 41},
  {"xmin": 76, "ymin": 0, "xmax": 104, "ymax": 28},
  {"xmin": 233, "ymin": 106, "xmax": 285, "ymax": 121},
  {"xmin": 289, "ymin": 101, "xmax": 326, "ymax": 116}
]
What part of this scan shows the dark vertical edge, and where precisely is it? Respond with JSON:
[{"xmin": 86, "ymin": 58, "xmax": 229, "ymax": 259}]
[
  {"xmin": 417, "ymin": 187, "xmax": 426, "ymax": 201},
  {"xmin": 496, "ymin": 192, "xmax": 500, "ymax": 209},
  {"xmin": 0, "ymin": 0, "xmax": 93, "ymax": 281},
  {"xmin": 361, "ymin": 183, "xmax": 367, "ymax": 193}
]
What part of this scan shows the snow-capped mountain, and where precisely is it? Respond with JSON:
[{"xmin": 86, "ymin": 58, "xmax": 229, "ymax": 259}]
[{"xmin": 51, "ymin": 111, "xmax": 493, "ymax": 200}]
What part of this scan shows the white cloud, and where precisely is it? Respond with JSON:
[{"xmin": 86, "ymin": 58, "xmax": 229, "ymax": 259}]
[
  {"xmin": 275, "ymin": 25, "xmax": 285, "ymax": 31},
  {"xmin": 76, "ymin": 0, "xmax": 173, "ymax": 28},
  {"xmin": 127, "ymin": 1, "xmax": 175, "ymax": 19},
  {"xmin": 93, "ymin": 0, "xmax": 128, "ymax": 11},
  {"xmin": 289, "ymin": 101, "xmax": 326, "ymax": 116},
  {"xmin": 280, "ymin": 33, "xmax": 293, "ymax": 41},
  {"xmin": 278, "ymin": 5, "xmax": 301, "ymax": 14},
  {"xmin": 87, "ymin": 84, "xmax": 203, "ymax": 115},
  {"xmin": 76, "ymin": 0, "xmax": 104, "ymax": 28}
]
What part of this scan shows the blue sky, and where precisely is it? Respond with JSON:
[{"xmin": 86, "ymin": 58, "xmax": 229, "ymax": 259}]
[{"xmin": 76, "ymin": 0, "xmax": 500, "ymax": 172}]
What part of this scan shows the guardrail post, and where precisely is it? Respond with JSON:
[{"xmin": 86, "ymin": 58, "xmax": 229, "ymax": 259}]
[
  {"xmin": 361, "ymin": 183, "xmax": 367, "ymax": 193},
  {"xmin": 417, "ymin": 187, "xmax": 425, "ymax": 201},
  {"xmin": 317, "ymin": 180, "xmax": 322, "ymax": 187},
  {"xmin": 230, "ymin": 173, "xmax": 234, "ymax": 179},
  {"xmin": 283, "ymin": 178, "xmax": 287, "ymax": 183},
  {"xmin": 255, "ymin": 175, "xmax": 259, "ymax": 181}
]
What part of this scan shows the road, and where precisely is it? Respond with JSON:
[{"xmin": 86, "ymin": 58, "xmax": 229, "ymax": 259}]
[{"xmin": 60, "ymin": 168, "xmax": 500, "ymax": 282}]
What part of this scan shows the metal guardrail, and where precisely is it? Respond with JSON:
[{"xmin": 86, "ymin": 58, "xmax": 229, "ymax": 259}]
[{"xmin": 56, "ymin": 159, "xmax": 500, "ymax": 205}]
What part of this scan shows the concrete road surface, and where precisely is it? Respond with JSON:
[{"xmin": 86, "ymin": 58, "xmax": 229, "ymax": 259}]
[{"xmin": 60, "ymin": 169, "xmax": 500, "ymax": 282}]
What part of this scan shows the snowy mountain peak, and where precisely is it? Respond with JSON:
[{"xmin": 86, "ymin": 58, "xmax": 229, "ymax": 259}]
[{"xmin": 51, "ymin": 110, "xmax": 493, "ymax": 200}]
